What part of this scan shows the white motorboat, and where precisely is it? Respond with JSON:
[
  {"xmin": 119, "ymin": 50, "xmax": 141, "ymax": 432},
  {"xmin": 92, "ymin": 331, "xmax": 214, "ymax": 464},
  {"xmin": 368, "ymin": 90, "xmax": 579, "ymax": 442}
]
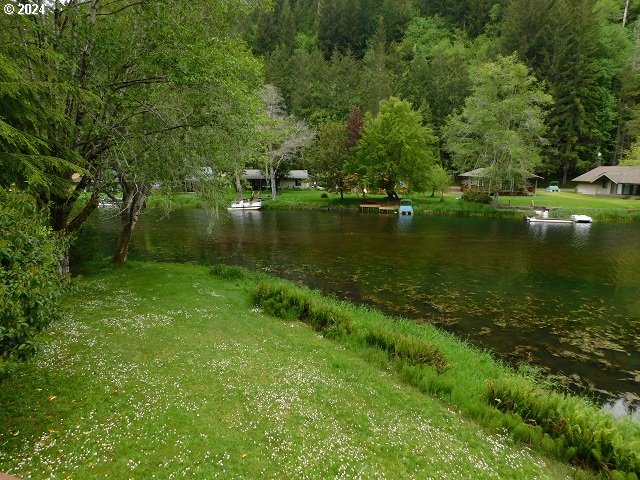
[
  {"xmin": 525, "ymin": 211, "xmax": 593, "ymax": 224},
  {"xmin": 228, "ymin": 199, "xmax": 261, "ymax": 211},
  {"xmin": 569, "ymin": 214, "xmax": 593, "ymax": 223},
  {"xmin": 526, "ymin": 216, "xmax": 574, "ymax": 224}
]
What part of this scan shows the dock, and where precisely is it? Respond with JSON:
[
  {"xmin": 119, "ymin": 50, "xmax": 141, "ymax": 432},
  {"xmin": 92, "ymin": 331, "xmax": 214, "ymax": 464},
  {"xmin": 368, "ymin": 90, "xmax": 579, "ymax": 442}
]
[
  {"xmin": 359, "ymin": 204, "xmax": 381, "ymax": 212},
  {"xmin": 359, "ymin": 204, "xmax": 398, "ymax": 214},
  {"xmin": 379, "ymin": 206, "xmax": 398, "ymax": 214}
]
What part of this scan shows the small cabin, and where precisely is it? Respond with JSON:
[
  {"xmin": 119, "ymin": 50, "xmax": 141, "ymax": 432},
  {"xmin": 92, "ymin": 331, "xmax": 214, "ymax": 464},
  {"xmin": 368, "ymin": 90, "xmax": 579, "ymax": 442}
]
[{"xmin": 459, "ymin": 168, "xmax": 541, "ymax": 196}]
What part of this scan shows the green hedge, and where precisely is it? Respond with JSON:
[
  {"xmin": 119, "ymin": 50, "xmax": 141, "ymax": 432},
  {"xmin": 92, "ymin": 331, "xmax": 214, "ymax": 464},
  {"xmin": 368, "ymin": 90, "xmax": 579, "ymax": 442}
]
[{"xmin": 461, "ymin": 190, "xmax": 493, "ymax": 204}]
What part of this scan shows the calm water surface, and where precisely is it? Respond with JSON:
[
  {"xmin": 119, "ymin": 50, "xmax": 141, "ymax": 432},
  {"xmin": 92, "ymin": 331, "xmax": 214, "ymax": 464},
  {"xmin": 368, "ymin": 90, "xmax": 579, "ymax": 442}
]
[{"xmin": 77, "ymin": 208, "xmax": 640, "ymax": 417}]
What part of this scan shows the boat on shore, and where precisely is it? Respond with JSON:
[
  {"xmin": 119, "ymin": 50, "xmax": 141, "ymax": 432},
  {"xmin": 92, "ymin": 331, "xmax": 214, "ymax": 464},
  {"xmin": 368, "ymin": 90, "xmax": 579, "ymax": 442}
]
[{"xmin": 228, "ymin": 199, "xmax": 262, "ymax": 211}]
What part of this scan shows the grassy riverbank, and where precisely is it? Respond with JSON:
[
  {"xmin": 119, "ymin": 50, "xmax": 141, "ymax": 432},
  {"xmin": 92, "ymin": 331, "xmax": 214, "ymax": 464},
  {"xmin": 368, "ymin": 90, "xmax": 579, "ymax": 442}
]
[
  {"xmin": 1, "ymin": 262, "xmax": 639, "ymax": 479},
  {"xmin": 147, "ymin": 190, "xmax": 640, "ymax": 221},
  {"xmin": 265, "ymin": 190, "xmax": 640, "ymax": 220}
]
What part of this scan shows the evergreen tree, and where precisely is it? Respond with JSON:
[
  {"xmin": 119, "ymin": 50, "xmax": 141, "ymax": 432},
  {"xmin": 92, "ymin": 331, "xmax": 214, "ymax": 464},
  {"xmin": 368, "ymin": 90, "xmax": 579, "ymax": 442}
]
[
  {"xmin": 279, "ymin": 0, "xmax": 297, "ymax": 52},
  {"xmin": 361, "ymin": 18, "xmax": 393, "ymax": 114},
  {"xmin": 546, "ymin": 0, "xmax": 615, "ymax": 182},
  {"xmin": 606, "ymin": 17, "xmax": 640, "ymax": 163},
  {"xmin": 502, "ymin": 0, "xmax": 618, "ymax": 182},
  {"xmin": 500, "ymin": 0, "xmax": 555, "ymax": 71},
  {"xmin": 346, "ymin": 105, "xmax": 365, "ymax": 148},
  {"xmin": 316, "ymin": 0, "xmax": 368, "ymax": 57},
  {"xmin": 416, "ymin": 0, "xmax": 509, "ymax": 37},
  {"xmin": 308, "ymin": 121, "xmax": 351, "ymax": 197}
]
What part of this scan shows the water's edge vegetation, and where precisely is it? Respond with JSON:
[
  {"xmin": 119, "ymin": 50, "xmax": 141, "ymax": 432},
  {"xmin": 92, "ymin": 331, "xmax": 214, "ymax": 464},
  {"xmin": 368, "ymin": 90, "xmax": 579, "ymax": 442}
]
[
  {"xmin": 2, "ymin": 261, "xmax": 639, "ymax": 478},
  {"xmin": 146, "ymin": 191, "xmax": 640, "ymax": 222},
  {"xmin": 216, "ymin": 264, "xmax": 640, "ymax": 479},
  {"xmin": 0, "ymin": 261, "xmax": 591, "ymax": 479}
]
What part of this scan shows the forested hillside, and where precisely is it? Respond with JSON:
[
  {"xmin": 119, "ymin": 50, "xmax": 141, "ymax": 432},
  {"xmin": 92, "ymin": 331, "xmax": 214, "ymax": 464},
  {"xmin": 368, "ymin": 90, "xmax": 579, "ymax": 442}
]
[
  {"xmin": 3, "ymin": 0, "xmax": 640, "ymax": 267},
  {"xmin": 247, "ymin": 0, "xmax": 640, "ymax": 183}
]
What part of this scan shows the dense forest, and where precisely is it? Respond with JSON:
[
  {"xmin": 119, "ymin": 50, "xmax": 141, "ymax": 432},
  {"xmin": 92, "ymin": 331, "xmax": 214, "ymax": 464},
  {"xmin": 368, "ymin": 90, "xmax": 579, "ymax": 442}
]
[
  {"xmin": 250, "ymin": 0, "xmax": 640, "ymax": 184},
  {"xmin": 3, "ymin": 0, "xmax": 640, "ymax": 264}
]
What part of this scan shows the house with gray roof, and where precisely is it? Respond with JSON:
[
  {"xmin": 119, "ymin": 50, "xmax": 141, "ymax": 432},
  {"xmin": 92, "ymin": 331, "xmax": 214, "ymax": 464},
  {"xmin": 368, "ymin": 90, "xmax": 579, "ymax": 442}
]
[
  {"xmin": 242, "ymin": 169, "xmax": 312, "ymax": 190},
  {"xmin": 279, "ymin": 170, "xmax": 311, "ymax": 189},
  {"xmin": 572, "ymin": 166, "xmax": 640, "ymax": 196}
]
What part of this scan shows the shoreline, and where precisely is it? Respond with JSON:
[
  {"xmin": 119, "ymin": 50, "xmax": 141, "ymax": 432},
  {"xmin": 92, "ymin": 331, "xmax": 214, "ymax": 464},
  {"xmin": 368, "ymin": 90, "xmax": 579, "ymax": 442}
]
[
  {"xmin": 147, "ymin": 190, "xmax": 640, "ymax": 222},
  {"xmin": 2, "ymin": 262, "xmax": 638, "ymax": 478}
]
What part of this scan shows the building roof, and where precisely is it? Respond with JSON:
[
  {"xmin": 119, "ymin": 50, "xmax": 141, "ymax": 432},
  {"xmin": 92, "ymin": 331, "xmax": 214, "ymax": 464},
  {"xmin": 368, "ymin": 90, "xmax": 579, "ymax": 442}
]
[
  {"xmin": 243, "ymin": 169, "xmax": 265, "ymax": 180},
  {"xmin": 286, "ymin": 170, "xmax": 310, "ymax": 179},
  {"xmin": 458, "ymin": 168, "xmax": 486, "ymax": 178},
  {"xmin": 572, "ymin": 166, "xmax": 640, "ymax": 184},
  {"xmin": 459, "ymin": 167, "xmax": 542, "ymax": 179},
  {"xmin": 242, "ymin": 169, "xmax": 311, "ymax": 180}
]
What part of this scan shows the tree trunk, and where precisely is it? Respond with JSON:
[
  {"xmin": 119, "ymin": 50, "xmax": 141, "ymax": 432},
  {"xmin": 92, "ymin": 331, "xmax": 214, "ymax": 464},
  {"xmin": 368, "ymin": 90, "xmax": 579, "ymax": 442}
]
[
  {"xmin": 65, "ymin": 190, "xmax": 101, "ymax": 234},
  {"xmin": 562, "ymin": 162, "xmax": 570, "ymax": 185},
  {"xmin": 114, "ymin": 183, "xmax": 150, "ymax": 265},
  {"xmin": 59, "ymin": 247, "xmax": 70, "ymax": 277},
  {"xmin": 234, "ymin": 169, "xmax": 243, "ymax": 200},
  {"xmin": 269, "ymin": 163, "xmax": 277, "ymax": 201},
  {"xmin": 386, "ymin": 189, "xmax": 399, "ymax": 200}
]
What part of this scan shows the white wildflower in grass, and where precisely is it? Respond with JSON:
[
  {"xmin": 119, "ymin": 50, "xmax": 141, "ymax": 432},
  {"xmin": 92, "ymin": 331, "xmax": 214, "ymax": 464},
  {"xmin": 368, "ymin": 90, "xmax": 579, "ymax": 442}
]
[{"xmin": 0, "ymin": 263, "xmax": 583, "ymax": 480}]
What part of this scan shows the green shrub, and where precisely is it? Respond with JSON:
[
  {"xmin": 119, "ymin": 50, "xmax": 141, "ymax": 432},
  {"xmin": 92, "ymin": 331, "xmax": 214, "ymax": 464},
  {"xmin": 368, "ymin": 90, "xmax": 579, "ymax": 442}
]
[
  {"xmin": 254, "ymin": 281, "xmax": 353, "ymax": 334},
  {"xmin": 210, "ymin": 264, "xmax": 248, "ymax": 281},
  {"xmin": 488, "ymin": 377, "xmax": 640, "ymax": 475},
  {"xmin": 363, "ymin": 326, "xmax": 448, "ymax": 373},
  {"xmin": 320, "ymin": 192, "xmax": 329, "ymax": 199},
  {"xmin": 254, "ymin": 281, "xmax": 311, "ymax": 321},
  {"xmin": 0, "ymin": 189, "xmax": 67, "ymax": 375},
  {"xmin": 461, "ymin": 190, "xmax": 492, "ymax": 204}
]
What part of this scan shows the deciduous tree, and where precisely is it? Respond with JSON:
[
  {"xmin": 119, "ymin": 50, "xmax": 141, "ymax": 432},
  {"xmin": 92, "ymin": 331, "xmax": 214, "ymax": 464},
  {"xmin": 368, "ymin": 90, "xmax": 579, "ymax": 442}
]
[
  {"xmin": 355, "ymin": 97, "xmax": 439, "ymax": 198},
  {"xmin": 443, "ymin": 55, "xmax": 551, "ymax": 201},
  {"xmin": 1, "ymin": 0, "xmax": 267, "ymax": 267},
  {"xmin": 260, "ymin": 85, "xmax": 315, "ymax": 200}
]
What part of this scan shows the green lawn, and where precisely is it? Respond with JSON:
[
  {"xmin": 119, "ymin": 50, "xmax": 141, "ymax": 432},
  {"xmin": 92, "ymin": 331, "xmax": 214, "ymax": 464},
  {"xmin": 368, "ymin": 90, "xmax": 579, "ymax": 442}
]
[
  {"xmin": 499, "ymin": 191, "xmax": 640, "ymax": 209},
  {"xmin": 144, "ymin": 189, "xmax": 640, "ymax": 221},
  {"xmin": 0, "ymin": 262, "xmax": 584, "ymax": 479}
]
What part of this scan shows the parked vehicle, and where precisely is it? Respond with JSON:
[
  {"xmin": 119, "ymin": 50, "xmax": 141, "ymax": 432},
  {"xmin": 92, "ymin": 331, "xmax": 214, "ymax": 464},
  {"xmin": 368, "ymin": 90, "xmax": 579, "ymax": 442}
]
[{"xmin": 545, "ymin": 181, "xmax": 561, "ymax": 192}]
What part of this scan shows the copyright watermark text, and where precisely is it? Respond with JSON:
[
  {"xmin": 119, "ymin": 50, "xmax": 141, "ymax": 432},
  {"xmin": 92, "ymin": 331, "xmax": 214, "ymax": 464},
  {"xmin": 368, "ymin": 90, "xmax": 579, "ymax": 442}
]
[{"xmin": 3, "ymin": 3, "xmax": 47, "ymax": 15}]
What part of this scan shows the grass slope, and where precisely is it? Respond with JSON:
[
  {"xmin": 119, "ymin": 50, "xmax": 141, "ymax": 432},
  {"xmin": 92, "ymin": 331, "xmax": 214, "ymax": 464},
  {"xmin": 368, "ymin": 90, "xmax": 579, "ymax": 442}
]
[{"xmin": 0, "ymin": 262, "xmax": 580, "ymax": 479}]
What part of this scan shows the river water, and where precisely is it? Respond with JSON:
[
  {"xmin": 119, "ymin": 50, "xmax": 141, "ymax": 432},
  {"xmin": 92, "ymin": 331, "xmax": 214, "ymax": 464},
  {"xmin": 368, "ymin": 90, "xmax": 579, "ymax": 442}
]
[{"xmin": 76, "ymin": 208, "xmax": 640, "ymax": 417}]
